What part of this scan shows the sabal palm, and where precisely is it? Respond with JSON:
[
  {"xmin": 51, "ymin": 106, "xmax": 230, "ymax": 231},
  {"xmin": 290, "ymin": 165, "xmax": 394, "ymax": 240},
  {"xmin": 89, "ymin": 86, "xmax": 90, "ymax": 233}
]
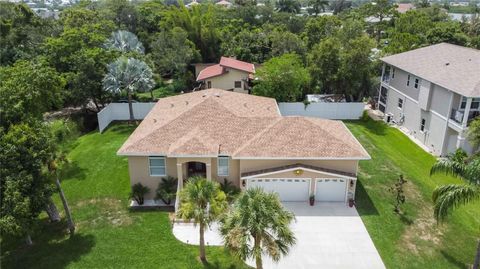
[
  {"xmin": 430, "ymin": 151, "xmax": 480, "ymax": 268},
  {"xmin": 104, "ymin": 30, "xmax": 145, "ymax": 54},
  {"xmin": 103, "ymin": 57, "xmax": 154, "ymax": 121},
  {"xmin": 177, "ymin": 177, "xmax": 227, "ymax": 263},
  {"xmin": 220, "ymin": 188, "xmax": 296, "ymax": 269},
  {"xmin": 277, "ymin": 0, "xmax": 301, "ymax": 13}
]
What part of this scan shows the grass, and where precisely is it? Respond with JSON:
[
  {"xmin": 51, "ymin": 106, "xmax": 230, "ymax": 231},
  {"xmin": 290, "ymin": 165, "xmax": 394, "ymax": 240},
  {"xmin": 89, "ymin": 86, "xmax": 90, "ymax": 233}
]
[
  {"xmin": 1, "ymin": 120, "xmax": 479, "ymax": 268},
  {"xmin": 347, "ymin": 119, "xmax": 480, "ymax": 269},
  {"xmin": 1, "ymin": 124, "xmax": 248, "ymax": 269}
]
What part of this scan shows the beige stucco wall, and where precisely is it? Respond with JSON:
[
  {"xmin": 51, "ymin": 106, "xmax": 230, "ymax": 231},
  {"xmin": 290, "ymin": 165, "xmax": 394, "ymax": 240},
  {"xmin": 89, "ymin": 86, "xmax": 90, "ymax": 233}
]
[
  {"xmin": 239, "ymin": 159, "xmax": 359, "ymax": 175},
  {"xmin": 206, "ymin": 68, "xmax": 249, "ymax": 93},
  {"xmin": 128, "ymin": 156, "xmax": 178, "ymax": 199},
  {"xmin": 127, "ymin": 156, "xmax": 358, "ymax": 200}
]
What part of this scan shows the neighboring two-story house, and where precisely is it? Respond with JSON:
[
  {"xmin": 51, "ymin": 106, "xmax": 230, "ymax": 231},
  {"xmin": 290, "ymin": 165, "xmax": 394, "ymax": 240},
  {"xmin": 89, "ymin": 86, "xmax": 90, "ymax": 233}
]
[
  {"xmin": 194, "ymin": 57, "xmax": 255, "ymax": 94},
  {"xmin": 378, "ymin": 43, "xmax": 480, "ymax": 156}
]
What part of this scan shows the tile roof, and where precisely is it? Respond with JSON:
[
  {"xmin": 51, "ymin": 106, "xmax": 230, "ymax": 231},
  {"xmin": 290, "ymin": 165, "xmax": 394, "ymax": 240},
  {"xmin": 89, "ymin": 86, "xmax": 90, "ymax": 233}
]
[
  {"xmin": 196, "ymin": 64, "xmax": 225, "ymax": 81},
  {"xmin": 118, "ymin": 89, "xmax": 369, "ymax": 160},
  {"xmin": 219, "ymin": 57, "xmax": 255, "ymax": 73},
  {"xmin": 381, "ymin": 43, "xmax": 480, "ymax": 97},
  {"xmin": 196, "ymin": 57, "xmax": 255, "ymax": 81}
]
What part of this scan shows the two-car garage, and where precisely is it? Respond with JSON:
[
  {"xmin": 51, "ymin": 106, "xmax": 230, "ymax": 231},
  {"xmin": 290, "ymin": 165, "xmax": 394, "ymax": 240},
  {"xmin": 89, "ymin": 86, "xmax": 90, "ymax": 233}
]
[{"xmin": 246, "ymin": 177, "xmax": 348, "ymax": 202}]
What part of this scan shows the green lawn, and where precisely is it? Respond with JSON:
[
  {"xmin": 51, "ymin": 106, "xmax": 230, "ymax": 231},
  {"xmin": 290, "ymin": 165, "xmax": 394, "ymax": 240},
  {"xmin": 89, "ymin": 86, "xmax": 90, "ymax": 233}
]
[
  {"xmin": 1, "ymin": 124, "xmax": 248, "ymax": 269},
  {"xmin": 347, "ymin": 119, "xmax": 480, "ymax": 269},
  {"xmin": 2, "ymin": 120, "xmax": 479, "ymax": 268}
]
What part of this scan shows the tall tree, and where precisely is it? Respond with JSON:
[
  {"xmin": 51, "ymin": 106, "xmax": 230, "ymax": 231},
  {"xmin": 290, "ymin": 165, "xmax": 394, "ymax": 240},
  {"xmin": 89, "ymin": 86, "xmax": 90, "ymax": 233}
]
[
  {"xmin": 308, "ymin": 0, "xmax": 329, "ymax": 15},
  {"xmin": 149, "ymin": 27, "xmax": 199, "ymax": 78},
  {"xmin": 276, "ymin": 0, "xmax": 301, "ymax": 13},
  {"xmin": 220, "ymin": 188, "xmax": 296, "ymax": 269},
  {"xmin": 430, "ymin": 151, "xmax": 480, "ymax": 268},
  {"xmin": 103, "ymin": 57, "xmax": 155, "ymax": 122},
  {"xmin": 253, "ymin": 53, "xmax": 310, "ymax": 102},
  {"xmin": 0, "ymin": 121, "xmax": 56, "ymax": 245},
  {"xmin": 302, "ymin": 16, "xmax": 341, "ymax": 49},
  {"xmin": 307, "ymin": 37, "xmax": 341, "ymax": 92},
  {"xmin": 104, "ymin": 30, "xmax": 145, "ymax": 54},
  {"xmin": 0, "ymin": 60, "xmax": 65, "ymax": 129},
  {"xmin": 361, "ymin": 0, "xmax": 397, "ymax": 44},
  {"xmin": 177, "ymin": 177, "xmax": 227, "ymax": 263}
]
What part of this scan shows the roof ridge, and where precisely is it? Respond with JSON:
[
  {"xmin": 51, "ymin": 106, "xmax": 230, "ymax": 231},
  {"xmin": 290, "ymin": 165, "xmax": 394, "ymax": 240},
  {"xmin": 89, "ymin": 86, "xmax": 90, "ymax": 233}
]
[
  {"xmin": 232, "ymin": 117, "xmax": 283, "ymax": 157},
  {"xmin": 120, "ymin": 95, "xmax": 216, "ymax": 153}
]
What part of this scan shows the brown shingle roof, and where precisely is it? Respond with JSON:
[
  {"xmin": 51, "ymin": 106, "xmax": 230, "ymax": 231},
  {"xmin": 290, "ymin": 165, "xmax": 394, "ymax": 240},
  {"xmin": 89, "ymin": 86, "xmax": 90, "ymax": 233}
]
[
  {"xmin": 381, "ymin": 43, "xmax": 480, "ymax": 97},
  {"xmin": 117, "ymin": 89, "xmax": 369, "ymax": 159}
]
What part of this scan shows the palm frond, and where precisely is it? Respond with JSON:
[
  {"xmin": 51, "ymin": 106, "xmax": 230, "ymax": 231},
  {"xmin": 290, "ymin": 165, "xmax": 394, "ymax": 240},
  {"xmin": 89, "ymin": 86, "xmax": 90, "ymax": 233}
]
[
  {"xmin": 104, "ymin": 30, "xmax": 144, "ymax": 54},
  {"xmin": 430, "ymin": 158, "xmax": 466, "ymax": 178},
  {"xmin": 432, "ymin": 184, "xmax": 480, "ymax": 222}
]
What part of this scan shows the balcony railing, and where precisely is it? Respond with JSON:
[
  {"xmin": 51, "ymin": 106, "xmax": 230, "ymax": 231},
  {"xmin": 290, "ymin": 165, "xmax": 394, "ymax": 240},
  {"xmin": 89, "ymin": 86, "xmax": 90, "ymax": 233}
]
[{"xmin": 450, "ymin": 108, "xmax": 480, "ymax": 126}]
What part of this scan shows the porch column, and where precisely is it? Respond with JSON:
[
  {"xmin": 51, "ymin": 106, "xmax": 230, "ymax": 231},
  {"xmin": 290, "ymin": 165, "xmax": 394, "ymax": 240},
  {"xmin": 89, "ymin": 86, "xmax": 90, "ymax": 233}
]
[
  {"xmin": 175, "ymin": 163, "xmax": 183, "ymax": 212},
  {"xmin": 462, "ymin": 97, "xmax": 472, "ymax": 128},
  {"xmin": 206, "ymin": 161, "xmax": 212, "ymax": 180}
]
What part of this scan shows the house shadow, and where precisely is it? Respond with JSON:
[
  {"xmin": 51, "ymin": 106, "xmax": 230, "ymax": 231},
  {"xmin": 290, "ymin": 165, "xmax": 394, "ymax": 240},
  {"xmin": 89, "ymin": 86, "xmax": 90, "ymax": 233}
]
[
  {"xmin": 2, "ymin": 220, "xmax": 95, "ymax": 269},
  {"xmin": 101, "ymin": 122, "xmax": 136, "ymax": 135},
  {"xmin": 354, "ymin": 180, "xmax": 379, "ymax": 216}
]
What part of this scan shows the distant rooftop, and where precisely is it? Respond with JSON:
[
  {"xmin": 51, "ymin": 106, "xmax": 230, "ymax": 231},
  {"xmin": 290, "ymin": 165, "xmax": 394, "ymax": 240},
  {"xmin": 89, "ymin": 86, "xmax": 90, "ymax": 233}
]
[{"xmin": 381, "ymin": 43, "xmax": 480, "ymax": 97}]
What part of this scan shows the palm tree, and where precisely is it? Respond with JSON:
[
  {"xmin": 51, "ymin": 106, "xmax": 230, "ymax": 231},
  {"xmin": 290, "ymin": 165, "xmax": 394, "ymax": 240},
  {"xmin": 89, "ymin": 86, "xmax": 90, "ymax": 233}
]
[
  {"xmin": 220, "ymin": 188, "xmax": 296, "ymax": 269},
  {"xmin": 103, "ymin": 57, "xmax": 155, "ymax": 122},
  {"xmin": 308, "ymin": 0, "xmax": 329, "ymax": 15},
  {"xmin": 430, "ymin": 150, "xmax": 480, "ymax": 269},
  {"xmin": 104, "ymin": 30, "xmax": 145, "ymax": 54},
  {"xmin": 276, "ymin": 0, "xmax": 301, "ymax": 13},
  {"xmin": 177, "ymin": 177, "xmax": 227, "ymax": 263},
  {"xmin": 48, "ymin": 157, "xmax": 75, "ymax": 235}
]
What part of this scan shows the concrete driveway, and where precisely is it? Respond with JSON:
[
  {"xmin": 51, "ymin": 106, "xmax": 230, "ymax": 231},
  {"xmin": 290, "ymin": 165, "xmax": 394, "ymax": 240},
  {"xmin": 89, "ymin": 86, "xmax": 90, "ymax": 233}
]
[{"xmin": 173, "ymin": 202, "xmax": 385, "ymax": 269}]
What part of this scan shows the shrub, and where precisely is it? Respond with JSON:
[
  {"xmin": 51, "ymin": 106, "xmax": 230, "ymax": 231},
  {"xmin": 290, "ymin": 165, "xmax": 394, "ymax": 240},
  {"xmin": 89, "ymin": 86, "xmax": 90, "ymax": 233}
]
[
  {"xmin": 130, "ymin": 183, "xmax": 150, "ymax": 205},
  {"xmin": 155, "ymin": 176, "xmax": 178, "ymax": 205},
  {"xmin": 219, "ymin": 178, "xmax": 241, "ymax": 202},
  {"xmin": 50, "ymin": 119, "xmax": 80, "ymax": 144}
]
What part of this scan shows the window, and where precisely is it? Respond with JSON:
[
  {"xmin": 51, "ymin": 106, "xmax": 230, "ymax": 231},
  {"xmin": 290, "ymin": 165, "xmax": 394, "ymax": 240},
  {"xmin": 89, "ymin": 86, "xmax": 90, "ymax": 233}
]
[
  {"xmin": 392, "ymin": 68, "xmax": 395, "ymax": 79},
  {"xmin": 420, "ymin": 118, "xmax": 426, "ymax": 132},
  {"xmin": 149, "ymin": 157, "xmax": 166, "ymax": 176},
  {"xmin": 460, "ymin": 97, "xmax": 480, "ymax": 110},
  {"xmin": 398, "ymin": 98, "xmax": 403, "ymax": 109},
  {"xmin": 414, "ymin": 78, "xmax": 420, "ymax": 89},
  {"xmin": 207, "ymin": 81, "xmax": 212, "ymax": 88},
  {"xmin": 407, "ymin": 75, "xmax": 411, "ymax": 86},
  {"xmin": 234, "ymin": 81, "xmax": 242, "ymax": 88},
  {"xmin": 217, "ymin": 156, "xmax": 229, "ymax": 176}
]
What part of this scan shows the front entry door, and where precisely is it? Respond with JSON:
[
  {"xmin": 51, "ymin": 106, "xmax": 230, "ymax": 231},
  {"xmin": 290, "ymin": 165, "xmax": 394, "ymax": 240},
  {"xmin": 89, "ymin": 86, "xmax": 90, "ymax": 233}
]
[{"xmin": 187, "ymin": 162, "xmax": 206, "ymax": 178}]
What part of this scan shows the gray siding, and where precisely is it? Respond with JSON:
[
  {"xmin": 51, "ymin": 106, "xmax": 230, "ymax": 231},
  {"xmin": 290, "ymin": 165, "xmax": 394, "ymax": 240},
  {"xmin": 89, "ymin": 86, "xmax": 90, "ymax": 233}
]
[
  {"xmin": 389, "ymin": 68, "xmax": 420, "ymax": 101},
  {"xmin": 430, "ymin": 85, "xmax": 451, "ymax": 117}
]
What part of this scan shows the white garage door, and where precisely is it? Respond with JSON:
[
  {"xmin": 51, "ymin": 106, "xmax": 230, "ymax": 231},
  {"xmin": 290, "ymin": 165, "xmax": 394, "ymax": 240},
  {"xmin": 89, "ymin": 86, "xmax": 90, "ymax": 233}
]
[
  {"xmin": 247, "ymin": 178, "xmax": 310, "ymax": 201},
  {"xmin": 315, "ymin": 178, "xmax": 347, "ymax": 202}
]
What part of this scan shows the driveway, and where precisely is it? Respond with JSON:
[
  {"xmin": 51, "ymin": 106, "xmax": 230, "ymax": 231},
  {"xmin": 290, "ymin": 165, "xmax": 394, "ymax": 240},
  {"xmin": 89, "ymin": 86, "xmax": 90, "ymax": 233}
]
[{"xmin": 173, "ymin": 202, "xmax": 385, "ymax": 269}]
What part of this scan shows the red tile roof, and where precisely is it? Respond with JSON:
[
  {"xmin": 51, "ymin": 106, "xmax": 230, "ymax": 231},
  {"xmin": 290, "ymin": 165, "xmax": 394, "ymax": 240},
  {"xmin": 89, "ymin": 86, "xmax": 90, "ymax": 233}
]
[
  {"xmin": 196, "ymin": 64, "xmax": 225, "ymax": 81},
  {"xmin": 196, "ymin": 57, "xmax": 255, "ymax": 81},
  {"xmin": 219, "ymin": 57, "xmax": 255, "ymax": 73}
]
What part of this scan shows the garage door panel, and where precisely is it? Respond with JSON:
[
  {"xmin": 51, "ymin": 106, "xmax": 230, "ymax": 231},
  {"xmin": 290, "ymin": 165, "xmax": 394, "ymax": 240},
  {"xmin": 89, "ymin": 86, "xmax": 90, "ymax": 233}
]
[
  {"xmin": 315, "ymin": 178, "xmax": 346, "ymax": 202},
  {"xmin": 248, "ymin": 178, "xmax": 310, "ymax": 202}
]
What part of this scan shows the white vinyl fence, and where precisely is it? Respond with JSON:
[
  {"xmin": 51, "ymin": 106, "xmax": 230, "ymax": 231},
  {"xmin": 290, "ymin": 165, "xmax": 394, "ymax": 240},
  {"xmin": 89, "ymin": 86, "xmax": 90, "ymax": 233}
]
[
  {"xmin": 278, "ymin": 102, "xmax": 365, "ymax": 119},
  {"xmin": 98, "ymin": 102, "xmax": 365, "ymax": 132},
  {"xmin": 97, "ymin": 103, "xmax": 156, "ymax": 132}
]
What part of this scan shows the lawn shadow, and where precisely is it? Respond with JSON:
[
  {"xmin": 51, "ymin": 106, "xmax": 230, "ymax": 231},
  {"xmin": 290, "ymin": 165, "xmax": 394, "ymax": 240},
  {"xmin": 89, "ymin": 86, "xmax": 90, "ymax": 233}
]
[
  {"xmin": 355, "ymin": 180, "xmax": 379, "ymax": 216},
  {"xmin": 363, "ymin": 118, "xmax": 388, "ymax": 136},
  {"xmin": 398, "ymin": 212, "xmax": 414, "ymax": 225},
  {"xmin": 440, "ymin": 250, "xmax": 467, "ymax": 268},
  {"xmin": 2, "ymin": 220, "xmax": 95, "ymax": 269},
  {"xmin": 58, "ymin": 160, "xmax": 87, "ymax": 181},
  {"xmin": 102, "ymin": 122, "xmax": 137, "ymax": 135}
]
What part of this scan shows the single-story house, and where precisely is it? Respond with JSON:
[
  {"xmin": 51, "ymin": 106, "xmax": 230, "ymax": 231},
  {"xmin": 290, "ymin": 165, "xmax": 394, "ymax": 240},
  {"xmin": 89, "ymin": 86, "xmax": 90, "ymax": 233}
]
[
  {"xmin": 118, "ymin": 89, "xmax": 370, "ymax": 209},
  {"xmin": 194, "ymin": 57, "xmax": 255, "ymax": 94}
]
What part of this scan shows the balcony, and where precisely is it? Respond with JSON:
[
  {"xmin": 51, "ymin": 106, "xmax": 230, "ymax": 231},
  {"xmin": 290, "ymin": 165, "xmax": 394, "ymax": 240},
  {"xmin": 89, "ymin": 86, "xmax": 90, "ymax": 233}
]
[
  {"xmin": 449, "ymin": 108, "xmax": 480, "ymax": 126},
  {"xmin": 382, "ymin": 75, "xmax": 390, "ymax": 84}
]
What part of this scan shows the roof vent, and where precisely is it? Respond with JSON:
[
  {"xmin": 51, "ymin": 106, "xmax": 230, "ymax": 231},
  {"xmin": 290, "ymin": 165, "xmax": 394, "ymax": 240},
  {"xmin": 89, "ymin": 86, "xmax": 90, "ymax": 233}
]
[
  {"xmin": 445, "ymin": 62, "xmax": 450, "ymax": 66},
  {"xmin": 214, "ymin": 93, "xmax": 221, "ymax": 97}
]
